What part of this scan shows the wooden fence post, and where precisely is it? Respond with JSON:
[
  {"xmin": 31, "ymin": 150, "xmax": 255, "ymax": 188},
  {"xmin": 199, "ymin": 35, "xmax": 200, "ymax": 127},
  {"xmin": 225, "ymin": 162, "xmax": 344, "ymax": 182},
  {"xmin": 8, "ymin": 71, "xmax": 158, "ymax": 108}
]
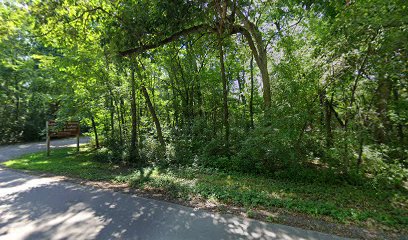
[{"xmin": 76, "ymin": 123, "xmax": 80, "ymax": 152}]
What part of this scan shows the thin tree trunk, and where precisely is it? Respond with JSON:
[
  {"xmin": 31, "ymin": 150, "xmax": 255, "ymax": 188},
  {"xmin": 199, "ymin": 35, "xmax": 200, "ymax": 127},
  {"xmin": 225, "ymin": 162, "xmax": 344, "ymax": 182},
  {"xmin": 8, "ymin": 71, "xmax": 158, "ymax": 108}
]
[
  {"xmin": 134, "ymin": 61, "xmax": 166, "ymax": 148},
  {"xmin": 237, "ymin": 72, "xmax": 246, "ymax": 104},
  {"xmin": 102, "ymin": 67, "xmax": 115, "ymax": 140},
  {"xmin": 173, "ymin": 88, "xmax": 179, "ymax": 129},
  {"xmin": 249, "ymin": 56, "xmax": 255, "ymax": 129},
  {"xmin": 212, "ymin": 109, "xmax": 217, "ymax": 136},
  {"xmin": 324, "ymin": 96, "xmax": 334, "ymax": 148},
  {"xmin": 141, "ymin": 85, "xmax": 166, "ymax": 148},
  {"xmin": 215, "ymin": 0, "xmax": 230, "ymax": 147},
  {"xmin": 218, "ymin": 35, "xmax": 229, "ymax": 147},
  {"xmin": 197, "ymin": 80, "xmax": 204, "ymax": 117},
  {"xmin": 15, "ymin": 76, "xmax": 19, "ymax": 122},
  {"xmin": 319, "ymin": 90, "xmax": 325, "ymax": 128},
  {"xmin": 109, "ymin": 91, "xmax": 115, "ymax": 140},
  {"xmin": 130, "ymin": 67, "xmax": 139, "ymax": 164},
  {"xmin": 120, "ymin": 98, "xmax": 126, "ymax": 125},
  {"xmin": 114, "ymin": 99, "xmax": 123, "ymax": 145},
  {"xmin": 190, "ymin": 84, "xmax": 195, "ymax": 124},
  {"xmin": 137, "ymin": 93, "xmax": 142, "ymax": 150},
  {"xmin": 237, "ymin": 70, "xmax": 248, "ymax": 130},
  {"xmin": 91, "ymin": 115, "xmax": 99, "ymax": 148}
]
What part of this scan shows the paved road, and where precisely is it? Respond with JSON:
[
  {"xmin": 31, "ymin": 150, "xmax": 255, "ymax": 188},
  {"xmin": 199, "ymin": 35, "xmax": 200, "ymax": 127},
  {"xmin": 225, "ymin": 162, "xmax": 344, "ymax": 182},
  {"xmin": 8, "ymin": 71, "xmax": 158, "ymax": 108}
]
[
  {"xmin": 0, "ymin": 139, "xmax": 347, "ymax": 240},
  {"xmin": 0, "ymin": 137, "xmax": 90, "ymax": 162}
]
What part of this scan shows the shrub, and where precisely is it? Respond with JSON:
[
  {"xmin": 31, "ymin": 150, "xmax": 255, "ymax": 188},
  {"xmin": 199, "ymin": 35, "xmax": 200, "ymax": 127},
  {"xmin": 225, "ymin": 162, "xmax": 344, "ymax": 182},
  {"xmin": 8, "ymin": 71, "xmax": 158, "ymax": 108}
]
[
  {"xmin": 166, "ymin": 136, "xmax": 194, "ymax": 166},
  {"xmin": 362, "ymin": 145, "xmax": 408, "ymax": 188},
  {"xmin": 233, "ymin": 126, "xmax": 298, "ymax": 174}
]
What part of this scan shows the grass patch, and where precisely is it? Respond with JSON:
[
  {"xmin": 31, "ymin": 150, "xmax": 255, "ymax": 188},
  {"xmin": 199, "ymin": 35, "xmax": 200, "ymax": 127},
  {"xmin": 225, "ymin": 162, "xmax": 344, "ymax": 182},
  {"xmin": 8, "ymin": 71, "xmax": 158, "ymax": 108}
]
[
  {"xmin": 3, "ymin": 147, "xmax": 407, "ymax": 232},
  {"xmin": 3, "ymin": 147, "xmax": 130, "ymax": 181}
]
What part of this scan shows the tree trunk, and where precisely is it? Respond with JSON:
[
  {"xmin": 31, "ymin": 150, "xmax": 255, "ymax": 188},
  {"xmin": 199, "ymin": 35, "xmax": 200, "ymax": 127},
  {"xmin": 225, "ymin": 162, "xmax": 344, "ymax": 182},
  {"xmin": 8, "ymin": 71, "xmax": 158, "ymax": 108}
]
[
  {"xmin": 212, "ymin": 108, "xmax": 217, "ymax": 136},
  {"xmin": 356, "ymin": 111, "xmax": 367, "ymax": 168},
  {"xmin": 237, "ymin": 71, "xmax": 246, "ymax": 104},
  {"xmin": 237, "ymin": 70, "xmax": 248, "ymax": 131},
  {"xmin": 173, "ymin": 87, "xmax": 179, "ymax": 130},
  {"xmin": 130, "ymin": 67, "xmax": 139, "ymax": 164},
  {"xmin": 196, "ymin": 80, "xmax": 204, "ymax": 117},
  {"xmin": 324, "ymin": 97, "xmax": 333, "ymax": 148},
  {"xmin": 134, "ymin": 62, "xmax": 166, "ymax": 148},
  {"xmin": 141, "ymin": 85, "xmax": 166, "ymax": 148},
  {"xmin": 137, "ymin": 93, "xmax": 142, "ymax": 150},
  {"xmin": 258, "ymin": 55, "xmax": 271, "ymax": 110},
  {"xmin": 120, "ymin": 97, "xmax": 126, "ymax": 136},
  {"xmin": 218, "ymin": 35, "xmax": 229, "ymax": 147},
  {"xmin": 91, "ymin": 115, "xmax": 99, "ymax": 149},
  {"xmin": 235, "ymin": 11, "xmax": 271, "ymax": 109},
  {"xmin": 109, "ymin": 92, "xmax": 115, "ymax": 140},
  {"xmin": 15, "ymin": 76, "xmax": 19, "ymax": 122},
  {"xmin": 114, "ymin": 98, "xmax": 123, "ymax": 145},
  {"xmin": 249, "ymin": 56, "xmax": 255, "ymax": 129}
]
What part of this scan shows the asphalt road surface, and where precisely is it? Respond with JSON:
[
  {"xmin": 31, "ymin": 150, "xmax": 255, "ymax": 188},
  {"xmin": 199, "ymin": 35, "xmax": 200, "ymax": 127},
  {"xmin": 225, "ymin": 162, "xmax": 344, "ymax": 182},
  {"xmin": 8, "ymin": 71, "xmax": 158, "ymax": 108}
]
[{"xmin": 0, "ymin": 138, "xmax": 347, "ymax": 240}]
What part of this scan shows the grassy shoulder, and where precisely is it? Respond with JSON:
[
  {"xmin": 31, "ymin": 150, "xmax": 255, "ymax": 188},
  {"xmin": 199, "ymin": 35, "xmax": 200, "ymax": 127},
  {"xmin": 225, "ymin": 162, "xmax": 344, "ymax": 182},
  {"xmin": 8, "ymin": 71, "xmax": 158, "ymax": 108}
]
[{"xmin": 3, "ymin": 147, "xmax": 407, "ymax": 236}]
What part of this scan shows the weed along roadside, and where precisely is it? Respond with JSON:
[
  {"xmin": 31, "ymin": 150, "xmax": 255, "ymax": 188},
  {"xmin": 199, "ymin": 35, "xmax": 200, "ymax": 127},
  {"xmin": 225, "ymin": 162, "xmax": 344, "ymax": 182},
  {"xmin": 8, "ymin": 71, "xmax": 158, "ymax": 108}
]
[{"xmin": 3, "ymin": 147, "xmax": 407, "ymax": 239}]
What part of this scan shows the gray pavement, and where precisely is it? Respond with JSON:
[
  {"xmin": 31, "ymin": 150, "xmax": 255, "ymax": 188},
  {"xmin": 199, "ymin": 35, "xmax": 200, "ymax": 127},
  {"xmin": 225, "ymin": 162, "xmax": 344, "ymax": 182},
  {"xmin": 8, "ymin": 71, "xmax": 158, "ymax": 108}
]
[
  {"xmin": 0, "ymin": 139, "xmax": 348, "ymax": 240},
  {"xmin": 0, "ymin": 137, "xmax": 90, "ymax": 163}
]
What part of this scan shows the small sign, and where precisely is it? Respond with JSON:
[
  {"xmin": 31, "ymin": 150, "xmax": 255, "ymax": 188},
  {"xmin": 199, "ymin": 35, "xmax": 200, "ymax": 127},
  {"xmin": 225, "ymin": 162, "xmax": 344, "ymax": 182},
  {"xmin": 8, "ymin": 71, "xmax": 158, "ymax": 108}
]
[{"xmin": 46, "ymin": 120, "xmax": 80, "ymax": 156}]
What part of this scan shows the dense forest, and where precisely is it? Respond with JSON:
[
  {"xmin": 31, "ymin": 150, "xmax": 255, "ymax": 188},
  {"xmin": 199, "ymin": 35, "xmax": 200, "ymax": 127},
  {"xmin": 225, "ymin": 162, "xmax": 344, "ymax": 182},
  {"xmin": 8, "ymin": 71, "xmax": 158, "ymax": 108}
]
[{"xmin": 1, "ymin": 0, "xmax": 407, "ymax": 188}]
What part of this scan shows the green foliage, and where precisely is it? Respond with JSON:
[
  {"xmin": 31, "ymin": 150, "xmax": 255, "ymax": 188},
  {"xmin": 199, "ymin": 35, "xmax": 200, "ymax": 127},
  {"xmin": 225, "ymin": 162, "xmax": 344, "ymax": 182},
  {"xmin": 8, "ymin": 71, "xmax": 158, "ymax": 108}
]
[
  {"xmin": 1, "ymin": 0, "xmax": 407, "ymax": 233},
  {"xmin": 0, "ymin": 2, "xmax": 52, "ymax": 143},
  {"xmin": 235, "ymin": 125, "xmax": 299, "ymax": 173},
  {"xmin": 362, "ymin": 145, "xmax": 408, "ymax": 188},
  {"xmin": 168, "ymin": 137, "xmax": 195, "ymax": 165},
  {"xmin": 103, "ymin": 138, "xmax": 127, "ymax": 163}
]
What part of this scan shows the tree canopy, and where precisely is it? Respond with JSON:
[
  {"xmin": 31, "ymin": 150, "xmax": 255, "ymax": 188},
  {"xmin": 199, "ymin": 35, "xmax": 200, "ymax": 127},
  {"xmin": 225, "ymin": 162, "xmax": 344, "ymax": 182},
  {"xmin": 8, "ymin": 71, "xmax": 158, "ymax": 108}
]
[{"xmin": 1, "ymin": 0, "xmax": 407, "ymax": 187}]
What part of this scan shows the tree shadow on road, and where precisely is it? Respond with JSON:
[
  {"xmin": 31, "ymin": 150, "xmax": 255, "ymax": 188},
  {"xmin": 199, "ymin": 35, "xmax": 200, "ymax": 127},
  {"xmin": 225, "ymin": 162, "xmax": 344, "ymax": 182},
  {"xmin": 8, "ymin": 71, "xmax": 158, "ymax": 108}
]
[{"xmin": 0, "ymin": 171, "xmax": 343, "ymax": 240}]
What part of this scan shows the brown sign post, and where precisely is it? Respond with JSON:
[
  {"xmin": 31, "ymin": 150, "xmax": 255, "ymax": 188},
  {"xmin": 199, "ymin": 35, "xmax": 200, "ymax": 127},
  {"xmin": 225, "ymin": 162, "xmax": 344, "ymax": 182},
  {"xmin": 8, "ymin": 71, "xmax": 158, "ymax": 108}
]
[{"xmin": 46, "ymin": 120, "xmax": 80, "ymax": 156}]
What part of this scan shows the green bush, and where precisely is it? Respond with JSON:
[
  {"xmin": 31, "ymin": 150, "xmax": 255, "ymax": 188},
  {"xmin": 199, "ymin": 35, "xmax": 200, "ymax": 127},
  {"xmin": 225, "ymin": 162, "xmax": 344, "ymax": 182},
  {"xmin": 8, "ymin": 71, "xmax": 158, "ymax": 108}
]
[
  {"xmin": 232, "ymin": 126, "xmax": 298, "ymax": 173},
  {"xmin": 166, "ymin": 136, "xmax": 194, "ymax": 166},
  {"xmin": 362, "ymin": 145, "xmax": 408, "ymax": 188},
  {"xmin": 93, "ymin": 147, "xmax": 112, "ymax": 163},
  {"xmin": 140, "ymin": 135, "xmax": 164, "ymax": 164},
  {"xmin": 93, "ymin": 137, "xmax": 127, "ymax": 163}
]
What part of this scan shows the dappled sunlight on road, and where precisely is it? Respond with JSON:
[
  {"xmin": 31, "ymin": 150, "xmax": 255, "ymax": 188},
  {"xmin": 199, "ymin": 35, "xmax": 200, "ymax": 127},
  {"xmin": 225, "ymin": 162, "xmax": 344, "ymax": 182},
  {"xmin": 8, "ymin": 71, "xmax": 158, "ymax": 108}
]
[
  {"xmin": 0, "ymin": 139, "xmax": 347, "ymax": 240},
  {"xmin": 0, "ymin": 202, "xmax": 106, "ymax": 240},
  {"xmin": 0, "ymin": 168, "xmax": 343, "ymax": 240},
  {"xmin": 0, "ymin": 173, "xmax": 61, "ymax": 197}
]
